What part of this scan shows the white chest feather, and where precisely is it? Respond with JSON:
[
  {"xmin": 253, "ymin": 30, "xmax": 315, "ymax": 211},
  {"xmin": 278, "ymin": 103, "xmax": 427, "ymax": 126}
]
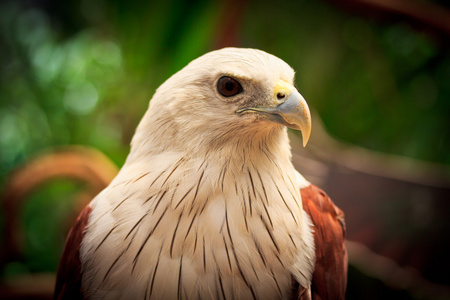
[{"xmin": 80, "ymin": 154, "xmax": 314, "ymax": 300}]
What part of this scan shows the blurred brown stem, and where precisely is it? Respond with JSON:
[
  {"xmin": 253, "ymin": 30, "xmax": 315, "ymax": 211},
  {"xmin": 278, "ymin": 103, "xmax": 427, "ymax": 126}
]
[{"xmin": 1, "ymin": 146, "xmax": 118, "ymax": 263}]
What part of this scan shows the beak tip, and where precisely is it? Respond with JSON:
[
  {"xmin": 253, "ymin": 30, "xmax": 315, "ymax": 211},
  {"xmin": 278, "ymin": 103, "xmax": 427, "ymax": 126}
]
[
  {"xmin": 301, "ymin": 120, "xmax": 311, "ymax": 147},
  {"xmin": 302, "ymin": 132, "xmax": 310, "ymax": 147}
]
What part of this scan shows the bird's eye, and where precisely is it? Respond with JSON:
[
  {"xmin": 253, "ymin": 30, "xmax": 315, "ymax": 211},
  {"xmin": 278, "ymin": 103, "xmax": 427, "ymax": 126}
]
[{"xmin": 217, "ymin": 76, "xmax": 243, "ymax": 97}]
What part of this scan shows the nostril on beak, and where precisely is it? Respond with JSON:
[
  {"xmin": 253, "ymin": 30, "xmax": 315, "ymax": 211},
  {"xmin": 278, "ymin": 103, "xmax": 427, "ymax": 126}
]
[{"xmin": 277, "ymin": 92, "xmax": 286, "ymax": 100}]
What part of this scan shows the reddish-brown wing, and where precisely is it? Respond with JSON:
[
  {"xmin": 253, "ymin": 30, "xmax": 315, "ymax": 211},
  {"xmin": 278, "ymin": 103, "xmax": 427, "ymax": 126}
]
[
  {"xmin": 300, "ymin": 184, "xmax": 348, "ymax": 300},
  {"xmin": 54, "ymin": 205, "xmax": 92, "ymax": 300}
]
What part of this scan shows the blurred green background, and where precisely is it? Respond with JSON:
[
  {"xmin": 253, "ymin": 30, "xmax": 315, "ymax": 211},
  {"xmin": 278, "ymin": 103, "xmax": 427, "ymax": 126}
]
[{"xmin": 0, "ymin": 0, "xmax": 449, "ymax": 299}]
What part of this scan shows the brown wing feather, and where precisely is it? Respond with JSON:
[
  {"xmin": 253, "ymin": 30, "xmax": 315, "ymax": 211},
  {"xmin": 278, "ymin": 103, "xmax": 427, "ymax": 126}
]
[
  {"xmin": 300, "ymin": 184, "xmax": 348, "ymax": 300},
  {"xmin": 54, "ymin": 205, "xmax": 92, "ymax": 300}
]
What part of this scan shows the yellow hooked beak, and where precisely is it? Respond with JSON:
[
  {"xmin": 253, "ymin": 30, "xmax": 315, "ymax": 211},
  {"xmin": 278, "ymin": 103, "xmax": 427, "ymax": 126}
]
[{"xmin": 237, "ymin": 80, "xmax": 312, "ymax": 147}]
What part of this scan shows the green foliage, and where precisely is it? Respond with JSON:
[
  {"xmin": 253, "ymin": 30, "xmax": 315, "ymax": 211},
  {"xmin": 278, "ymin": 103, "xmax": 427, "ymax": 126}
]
[
  {"xmin": 0, "ymin": 0, "xmax": 224, "ymax": 182},
  {"xmin": 0, "ymin": 0, "xmax": 223, "ymax": 280},
  {"xmin": 0, "ymin": 1, "xmax": 449, "ymax": 298},
  {"xmin": 243, "ymin": 0, "xmax": 450, "ymax": 165},
  {"xmin": 0, "ymin": 3, "xmax": 126, "ymax": 180},
  {"xmin": 1, "ymin": 179, "xmax": 81, "ymax": 278},
  {"xmin": 22, "ymin": 180, "xmax": 82, "ymax": 273}
]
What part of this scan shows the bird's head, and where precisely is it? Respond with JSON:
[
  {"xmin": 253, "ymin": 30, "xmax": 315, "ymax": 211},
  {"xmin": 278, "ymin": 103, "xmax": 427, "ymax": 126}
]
[{"xmin": 131, "ymin": 48, "xmax": 311, "ymax": 157}]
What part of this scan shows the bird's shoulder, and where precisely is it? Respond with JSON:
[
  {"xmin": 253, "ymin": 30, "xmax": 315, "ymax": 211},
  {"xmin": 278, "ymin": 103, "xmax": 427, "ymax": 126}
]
[
  {"xmin": 54, "ymin": 204, "xmax": 92, "ymax": 300},
  {"xmin": 300, "ymin": 184, "xmax": 347, "ymax": 300}
]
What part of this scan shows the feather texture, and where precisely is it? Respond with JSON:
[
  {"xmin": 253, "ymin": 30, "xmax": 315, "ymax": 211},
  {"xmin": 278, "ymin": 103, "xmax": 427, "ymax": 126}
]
[
  {"xmin": 54, "ymin": 205, "xmax": 92, "ymax": 299},
  {"xmin": 54, "ymin": 48, "xmax": 347, "ymax": 300},
  {"xmin": 300, "ymin": 185, "xmax": 347, "ymax": 300}
]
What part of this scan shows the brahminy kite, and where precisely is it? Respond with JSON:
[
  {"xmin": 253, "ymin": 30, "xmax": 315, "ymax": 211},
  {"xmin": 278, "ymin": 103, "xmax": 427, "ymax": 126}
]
[{"xmin": 55, "ymin": 48, "xmax": 347, "ymax": 299}]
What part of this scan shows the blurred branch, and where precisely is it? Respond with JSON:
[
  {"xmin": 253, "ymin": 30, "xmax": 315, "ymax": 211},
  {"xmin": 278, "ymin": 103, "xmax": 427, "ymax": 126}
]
[
  {"xmin": 326, "ymin": 0, "xmax": 450, "ymax": 38},
  {"xmin": 290, "ymin": 112, "xmax": 450, "ymax": 189},
  {"xmin": 347, "ymin": 240, "xmax": 450, "ymax": 299},
  {"xmin": 0, "ymin": 273, "xmax": 55, "ymax": 300},
  {"xmin": 1, "ymin": 146, "xmax": 118, "ymax": 262},
  {"xmin": 291, "ymin": 114, "xmax": 450, "ymax": 297}
]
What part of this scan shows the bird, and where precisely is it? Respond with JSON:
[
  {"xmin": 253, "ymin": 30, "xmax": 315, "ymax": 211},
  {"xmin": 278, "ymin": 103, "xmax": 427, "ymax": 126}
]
[{"xmin": 54, "ymin": 47, "xmax": 347, "ymax": 300}]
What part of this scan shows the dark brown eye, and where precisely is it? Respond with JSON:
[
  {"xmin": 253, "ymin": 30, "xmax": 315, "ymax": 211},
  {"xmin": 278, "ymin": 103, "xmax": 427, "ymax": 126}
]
[{"xmin": 217, "ymin": 76, "xmax": 243, "ymax": 97}]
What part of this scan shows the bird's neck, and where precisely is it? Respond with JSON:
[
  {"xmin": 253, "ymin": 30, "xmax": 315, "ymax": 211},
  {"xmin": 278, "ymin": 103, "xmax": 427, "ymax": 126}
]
[
  {"xmin": 84, "ymin": 126, "xmax": 314, "ymax": 299},
  {"xmin": 120, "ymin": 125, "xmax": 296, "ymax": 211},
  {"xmin": 204, "ymin": 125, "xmax": 293, "ymax": 168}
]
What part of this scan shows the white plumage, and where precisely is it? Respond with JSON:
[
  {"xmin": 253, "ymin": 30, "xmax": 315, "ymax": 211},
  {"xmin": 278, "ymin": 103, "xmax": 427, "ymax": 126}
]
[{"xmin": 55, "ymin": 48, "xmax": 346, "ymax": 300}]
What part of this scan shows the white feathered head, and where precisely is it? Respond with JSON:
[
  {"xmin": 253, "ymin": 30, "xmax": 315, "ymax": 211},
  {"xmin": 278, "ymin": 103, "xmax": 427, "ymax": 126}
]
[{"xmin": 129, "ymin": 48, "xmax": 311, "ymax": 159}]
